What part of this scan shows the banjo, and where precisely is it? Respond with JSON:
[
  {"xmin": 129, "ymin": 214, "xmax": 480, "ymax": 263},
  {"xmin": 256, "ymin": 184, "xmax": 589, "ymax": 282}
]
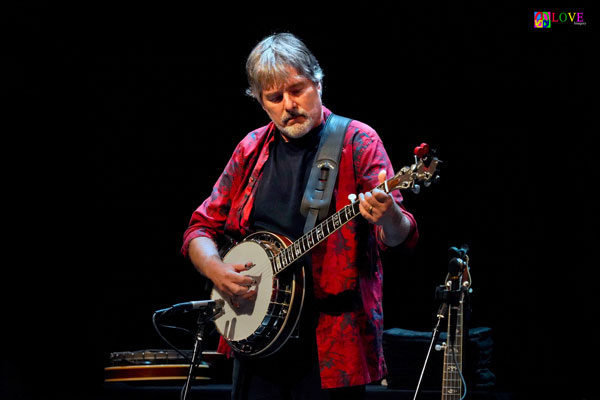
[{"xmin": 211, "ymin": 144, "xmax": 440, "ymax": 357}]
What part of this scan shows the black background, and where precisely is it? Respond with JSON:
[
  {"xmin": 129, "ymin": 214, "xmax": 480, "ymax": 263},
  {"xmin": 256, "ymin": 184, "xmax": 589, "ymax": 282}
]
[{"xmin": 5, "ymin": 2, "xmax": 595, "ymax": 399}]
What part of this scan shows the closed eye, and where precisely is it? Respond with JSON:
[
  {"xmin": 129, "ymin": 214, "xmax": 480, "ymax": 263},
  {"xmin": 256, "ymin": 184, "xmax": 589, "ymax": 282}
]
[{"xmin": 266, "ymin": 93, "xmax": 283, "ymax": 103}]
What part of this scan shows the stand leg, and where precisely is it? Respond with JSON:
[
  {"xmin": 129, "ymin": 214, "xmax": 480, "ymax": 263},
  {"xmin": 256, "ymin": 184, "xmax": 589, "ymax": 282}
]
[
  {"xmin": 412, "ymin": 304, "xmax": 446, "ymax": 400},
  {"xmin": 181, "ymin": 327, "xmax": 204, "ymax": 400},
  {"xmin": 181, "ymin": 304, "xmax": 222, "ymax": 400}
]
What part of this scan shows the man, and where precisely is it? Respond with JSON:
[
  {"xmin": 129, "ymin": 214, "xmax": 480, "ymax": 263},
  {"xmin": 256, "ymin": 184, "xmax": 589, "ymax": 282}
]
[{"xmin": 182, "ymin": 33, "xmax": 418, "ymax": 399}]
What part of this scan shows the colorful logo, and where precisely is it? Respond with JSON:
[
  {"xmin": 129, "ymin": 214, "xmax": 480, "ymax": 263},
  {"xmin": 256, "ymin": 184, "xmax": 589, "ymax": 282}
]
[
  {"xmin": 534, "ymin": 11, "xmax": 585, "ymax": 28},
  {"xmin": 534, "ymin": 12, "xmax": 551, "ymax": 28}
]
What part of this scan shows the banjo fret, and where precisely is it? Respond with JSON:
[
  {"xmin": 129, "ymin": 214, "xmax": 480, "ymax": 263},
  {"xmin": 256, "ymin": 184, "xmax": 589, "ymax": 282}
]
[
  {"xmin": 294, "ymin": 242, "xmax": 301, "ymax": 257},
  {"xmin": 273, "ymin": 201, "xmax": 363, "ymax": 276},
  {"xmin": 325, "ymin": 218, "xmax": 333, "ymax": 235},
  {"xmin": 333, "ymin": 212, "xmax": 341, "ymax": 228},
  {"xmin": 260, "ymin": 205, "xmax": 354, "ymax": 279}
]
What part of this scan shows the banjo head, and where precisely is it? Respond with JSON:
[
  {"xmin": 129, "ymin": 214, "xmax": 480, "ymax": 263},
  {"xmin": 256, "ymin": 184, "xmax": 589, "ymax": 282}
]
[{"xmin": 211, "ymin": 240, "xmax": 274, "ymax": 342}]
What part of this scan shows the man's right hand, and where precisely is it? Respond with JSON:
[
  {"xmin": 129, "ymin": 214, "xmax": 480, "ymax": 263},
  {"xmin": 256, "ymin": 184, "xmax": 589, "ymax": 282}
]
[
  {"xmin": 187, "ymin": 237, "xmax": 256, "ymax": 303},
  {"xmin": 205, "ymin": 259, "xmax": 256, "ymax": 299}
]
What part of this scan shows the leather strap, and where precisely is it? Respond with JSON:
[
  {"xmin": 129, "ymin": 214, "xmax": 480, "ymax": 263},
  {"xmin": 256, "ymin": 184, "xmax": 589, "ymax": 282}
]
[{"xmin": 300, "ymin": 113, "xmax": 352, "ymax": 234}]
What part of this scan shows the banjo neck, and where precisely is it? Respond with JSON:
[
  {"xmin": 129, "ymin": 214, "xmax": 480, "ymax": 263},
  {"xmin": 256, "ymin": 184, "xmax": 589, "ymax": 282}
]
[
  {"xmin": 271, "ymin": 182, "xmax": 385, "ymax": 276},
  {"xmin": 442, "ymin": 292, "xmax": 465, "ymax": 399},
  {"xmin": 441, "ymin": 248, "xmax": 471, "ymax": 400},
  {"xmin": 270, "ymin": 147, "xmax": 440, "ymax": 276}
]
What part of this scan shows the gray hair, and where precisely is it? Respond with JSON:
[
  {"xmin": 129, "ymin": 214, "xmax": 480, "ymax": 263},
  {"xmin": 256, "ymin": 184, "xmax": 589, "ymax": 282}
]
[{"xmin": 245, "ymin": 33, "xmax": 324, "ymax": 102}]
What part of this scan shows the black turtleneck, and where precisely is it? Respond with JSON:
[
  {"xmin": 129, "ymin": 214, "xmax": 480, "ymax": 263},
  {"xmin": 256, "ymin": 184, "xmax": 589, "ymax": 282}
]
[{"xmin": 251, "ymin": 123, "xmax": 324, "ymax": 240}]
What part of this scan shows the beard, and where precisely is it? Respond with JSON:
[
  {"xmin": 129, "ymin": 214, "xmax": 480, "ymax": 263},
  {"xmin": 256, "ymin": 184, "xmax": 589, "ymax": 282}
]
[{"xmin": 276, "ymin": 110, "xmax": 315, "ymax": 139}]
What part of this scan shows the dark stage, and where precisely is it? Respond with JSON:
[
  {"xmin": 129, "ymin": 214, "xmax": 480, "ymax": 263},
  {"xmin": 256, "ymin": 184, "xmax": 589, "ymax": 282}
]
[
  {"xmin": 5, "ymin": 3, "xmax": 594, "ymax": 400},
  {"xmin": 96, "ymin": 383, "xmax": 517, "ymax": 400}
]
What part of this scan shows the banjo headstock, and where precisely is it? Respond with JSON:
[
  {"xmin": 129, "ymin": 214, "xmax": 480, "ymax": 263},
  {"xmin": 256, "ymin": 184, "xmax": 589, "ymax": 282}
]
[{"xmin": 382, "ymin": 143, "xmax": 441, "ymax": 194}]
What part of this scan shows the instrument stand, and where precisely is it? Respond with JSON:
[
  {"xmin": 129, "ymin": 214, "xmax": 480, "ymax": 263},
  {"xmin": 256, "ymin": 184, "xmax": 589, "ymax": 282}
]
[
  {"xmin": 413, "ymin": 263, "xmax": 468, "ymax": 400},
  {"xmin": 181, "ymin": 304, "xmax": 223, "ymax": 400},
  {"xmin": 412, "ymin": 303, "xmax": 446, "ymax": 400},
  {"xmin": 412, "ymin": 247, "xmax": 470, "ymax": 400}
]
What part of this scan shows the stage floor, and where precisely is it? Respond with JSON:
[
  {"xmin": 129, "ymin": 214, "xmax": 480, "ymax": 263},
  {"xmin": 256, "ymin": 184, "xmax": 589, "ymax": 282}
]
[{"xmin": 99, "ymin": 382, "xmax": 516, "ymax": 400}]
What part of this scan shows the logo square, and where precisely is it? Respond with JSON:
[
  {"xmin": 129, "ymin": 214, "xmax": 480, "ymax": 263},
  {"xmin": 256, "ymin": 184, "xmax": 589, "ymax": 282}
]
[{"xmin": 534, "ymin": 12, "xmax": 551, "ymax": 28}]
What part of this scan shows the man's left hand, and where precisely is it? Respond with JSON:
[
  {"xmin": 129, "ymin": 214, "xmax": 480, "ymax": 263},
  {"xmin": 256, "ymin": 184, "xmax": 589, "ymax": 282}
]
[
  {"xmin": 358, "ymin": 170, "xmax": 400, "ymax": 226},
  {"xmin": 358, "ymin": 170, "xmax": 411, "ymax": 247}
]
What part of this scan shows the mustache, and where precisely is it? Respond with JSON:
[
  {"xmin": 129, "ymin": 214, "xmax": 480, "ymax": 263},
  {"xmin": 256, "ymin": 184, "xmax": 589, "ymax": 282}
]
[{"xmin": 282, "ymin": 110, "xmax": 308, "ymax": 124}]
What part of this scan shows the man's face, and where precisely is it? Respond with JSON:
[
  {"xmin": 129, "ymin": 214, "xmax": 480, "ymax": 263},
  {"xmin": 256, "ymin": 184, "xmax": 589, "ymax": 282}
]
[{"xmin": 260, "ymin": 66, "xmax": 323, "ymax": 139}]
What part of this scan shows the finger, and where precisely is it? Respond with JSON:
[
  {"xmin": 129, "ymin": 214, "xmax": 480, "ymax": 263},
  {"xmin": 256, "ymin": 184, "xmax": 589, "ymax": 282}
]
[
  {"xmin": 371, "ymin": 188, "xmax": 391, "ymax": 203},
  {"xmin": 378, "ymin": 169, "xmax": 387, "ymax": 183},
  {"xmin": 228, "ymin": 264, "xmax": 255, "ymax": 285},
  {"xmin": 358, "ymin": 193, "xmax": 376, "ymax": 221},
  {"xmin": 221, "ymin": 271, "xmax": 254, "ymax": 294},
  {"xmin": 358, "ymin": 193, "xmax": 369, "ymax": 211},
  {"xmin": 232, "ymin": 274, "xmax": 256, "ymax": 288},
  {"xmin": 239, "ymin": 289, "xmax": 257, "ymax": 302},
  {"xmin": 232, "ymin": 263, "xmax": 248, "ymax": 272},
  {"xmin": 217, "ymin": 284, "xmax": 237, "ymax": 299},
  {"xmin": 365, "ymin": 191, "xmax": 389, "ymax": 210},
  {"xmin": 359, "ymin": 192, "xmax": 375, "ymax": 207},
  {"xmin": 228, "ymin": 283, "xmax": 252, "ymax": 296}
]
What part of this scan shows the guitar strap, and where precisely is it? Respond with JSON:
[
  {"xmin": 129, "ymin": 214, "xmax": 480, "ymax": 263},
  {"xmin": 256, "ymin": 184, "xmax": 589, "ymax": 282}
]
[{"xmin": 300, "ymin": 113, "xmax": 352, "ymax": 234}]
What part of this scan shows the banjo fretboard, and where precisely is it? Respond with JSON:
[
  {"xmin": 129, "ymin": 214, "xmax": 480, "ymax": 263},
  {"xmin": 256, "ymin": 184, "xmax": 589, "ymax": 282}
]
[{"xmin": 271, "ymin": 179, "xmax": 391, "ymax": 275}]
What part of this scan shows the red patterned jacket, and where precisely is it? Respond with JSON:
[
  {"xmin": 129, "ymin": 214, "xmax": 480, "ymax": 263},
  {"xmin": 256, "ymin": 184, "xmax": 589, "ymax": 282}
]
[{"xmin": 182, "ymin": 107, "xmax": 418, "ymax": 388}]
